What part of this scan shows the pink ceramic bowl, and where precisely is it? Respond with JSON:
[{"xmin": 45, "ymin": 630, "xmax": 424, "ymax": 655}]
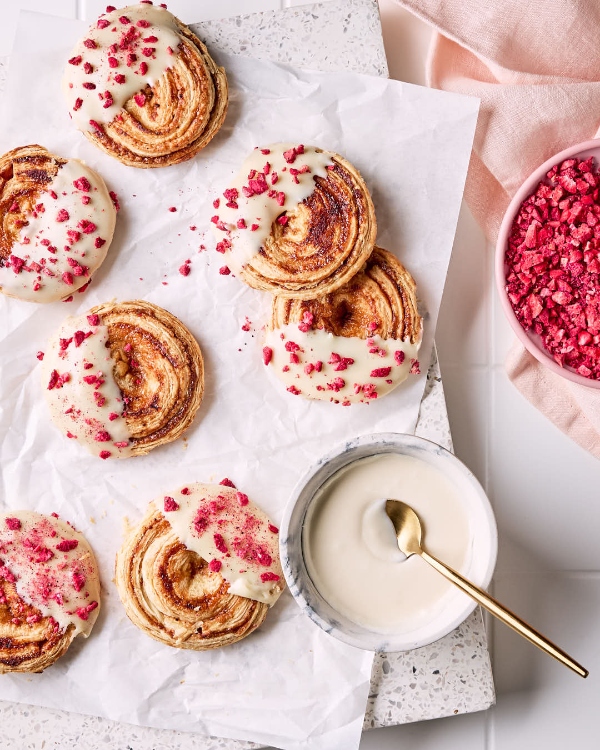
[{"xmin": 495, "ymin": 139, "xmax": 600, "ymax": 389}]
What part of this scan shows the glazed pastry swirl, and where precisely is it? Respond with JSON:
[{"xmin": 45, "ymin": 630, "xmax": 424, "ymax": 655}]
[
  {"xmin": 0, "ymin": 511, "xmax": 100, "ymax": 673},
  {"xmin": 213, "ymin": 144, "xmax": 377, "ymax": 298},
  {"xmin": 116, "ymin": 507, "xmax": 270, "ymax": 650},
  {"xmin": 42, "ymin": 300, "xmax": 204, "ymax": 459},
  {"xmin": 63, "ymin": 5, "xmax": 228, "ymax": 168},
  {"xmin": 265, "ymin": 247, "xmax": 423, "ymax": 404},
  {"xmin": 0, "ymin": 145, "xmax": 115, "ymax": 302},
  {"xmin": 90, "ymin": 300, "xmax": 204, "ymax": 456}
]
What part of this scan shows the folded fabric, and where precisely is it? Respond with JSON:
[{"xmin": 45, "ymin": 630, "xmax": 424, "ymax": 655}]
[{"xmin": 394, "ymin": 0, "xmax": 600, "ymax": 457}]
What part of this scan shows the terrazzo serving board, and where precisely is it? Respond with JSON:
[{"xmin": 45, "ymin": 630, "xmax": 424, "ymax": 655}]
[{"xmin": 0, "ymin": 0, "xmax": 494, "ymax": 747}]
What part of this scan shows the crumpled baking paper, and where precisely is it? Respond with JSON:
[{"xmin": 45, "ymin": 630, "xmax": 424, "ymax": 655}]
[{"xmin": 0, "ymin": 11, "xmax": 479, "ymax": 750}]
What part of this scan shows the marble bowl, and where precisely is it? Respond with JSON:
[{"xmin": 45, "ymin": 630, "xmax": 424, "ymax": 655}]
[
  {"xmin": 279, "ymin": 433, "xmax": 497, "ymax": 652},
  {"xmin": 495, "ymin": 139, "xmax": 600, "ymax": 389}
]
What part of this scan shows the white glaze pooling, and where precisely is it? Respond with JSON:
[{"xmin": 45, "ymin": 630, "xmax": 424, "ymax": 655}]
[
  {"xmin": 0, "ymin": 159, "xmax": 115, "ymax": 302},
  {"xmin": 264, "ymin": 324, "xmax": 421, "ymax": 403},
  {"xmin": 0, "ymin": 511, "xmax": 100, "ymax": 636},
  {"xmin": 211, "ymin": 143, "xmax": 334, "ymax": 273},
  {"xmin": 42, "ymin": 313, "xmax": 132, "ymax": 459},
  {"xmin": 62, "ymin": 4, "xmax": 181, "ymax": 132},
  {"xmin": 161, "ymin": 483, "xmax": 284, "ymax": 605},
  {"xmin": 303, "ymin": 453, "xmax": 471, "ymax": 633}
]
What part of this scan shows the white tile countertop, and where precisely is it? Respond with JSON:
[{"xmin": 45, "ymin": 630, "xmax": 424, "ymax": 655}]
[{"xmin": 0, "ymin": 2, "xmax": 598, "ymax": 750}]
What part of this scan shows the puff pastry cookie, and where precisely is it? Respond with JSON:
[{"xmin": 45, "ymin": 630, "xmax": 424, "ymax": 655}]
[
  {"xmin": 63, "ymin": 5, "xmax": 228, "ymax": 168},
  {"xmin": 264, "ymin": 247, "xmax": 423, "ymax": 403},
  {"xmin": 42, "ymin": 300, "xmax": 204, "ymax": 458},
  {"xmin": 0, "ymin": 511, "xmax": 100, "ymax": 673},
  {"xmin": 115, "ymin": 482, "xmax": 284, "ymax": 650},
  {"xmin": 0, "ymin": 145, "xmax": 116, "ymax": 302},
  {"xmin": 212, "ymin": 143, "xmax": 377, "ymax": 298}
]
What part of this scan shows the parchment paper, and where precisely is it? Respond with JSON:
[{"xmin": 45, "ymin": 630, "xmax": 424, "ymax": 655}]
[{"xmin": 0, "ymin": 12, "xmax": 479, "ymax": 750}]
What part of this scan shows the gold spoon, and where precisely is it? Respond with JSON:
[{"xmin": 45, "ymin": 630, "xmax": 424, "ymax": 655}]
[{"xmin": 385, "ymin": 499, "xmax": 589, "ymax": 678}]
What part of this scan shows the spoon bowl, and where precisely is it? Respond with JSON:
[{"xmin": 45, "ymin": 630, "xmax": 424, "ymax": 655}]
[{"xmin": 385, "ymin": 499, "xmax": 589, "ymax": 678}]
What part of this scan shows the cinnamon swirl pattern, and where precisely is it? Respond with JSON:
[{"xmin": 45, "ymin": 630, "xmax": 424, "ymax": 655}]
[
  {"xmin": 42, "ymin": 300, "xmax": 204, "ymax": 458},
  {"xmin": 0, "ymin": 145, "xmax": 116, "ymax": 302},
  {"xmin": 0, "ymin": 511, "xmax": 100, "ymax": 673},
  {"xmin": 264, "ymin": 247, "xmax": 423, "ymax": 404},
  {"xmin": 62, "ymin": 5, "xmax": 228, "ymax": 168},
  {"xmin": 212, "ymin": 144, "xmax": 377, "ymax": 298},
  {"xmin": 115, "ymin": 482, "xmax": 284, "ymax": 650}
]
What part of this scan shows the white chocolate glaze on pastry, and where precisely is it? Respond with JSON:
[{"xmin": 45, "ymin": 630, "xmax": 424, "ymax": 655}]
[
  {"xmin": 41, "ymin": 313, "xmax": 133, "ymax": 459},
  {"xmin": 211, "ymin": 143, "xmax": 334, "ymax": 275},
  {"xmin": 0, "ymin": 155, "xmax": 116, "ymax": 303},
  {"xmin": 63, "ymin": 4, "xmax": 181, "ymax": 133},
  {"xmin": 162, "ymin": 483, "xmax": 284, "ymax": 606},
  {"xmin": 264, "ymin": 324, "xmax": 421, "ymax": 404},
  {"xmin": 0, "ymin": 510, "xmax": 100, "ymax": 638}
]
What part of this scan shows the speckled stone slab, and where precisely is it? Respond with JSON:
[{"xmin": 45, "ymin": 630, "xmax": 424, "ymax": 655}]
[{"xmin": 0, "ymin": 1, "xmax": 494, "ymax": 747}]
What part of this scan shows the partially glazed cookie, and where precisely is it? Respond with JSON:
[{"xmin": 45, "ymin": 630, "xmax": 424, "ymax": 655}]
[
  {"xmin": 0, "ymin": 511, "xmax": 100, "ymax": 673},
  {"xmin": 41, "ymin": 300, "xmax": 204, "ymax": 459},
  {"xmin": 115, "ymin": 481, "xmax": 284, "ymax": 650},
  {"xmin": 264, "ymin": 247, "xmax": 423, "ymax": 404},
  {"xmin": 212, "ymin": 143, "xmax": 377, "ymax": 298},
  {"xmin": 0, "ymin": 145, "xmax": 116, "ymax": 302},
  {"xmin": 62, "ymin": 4, "xmax": 228, "ymax": 168}
]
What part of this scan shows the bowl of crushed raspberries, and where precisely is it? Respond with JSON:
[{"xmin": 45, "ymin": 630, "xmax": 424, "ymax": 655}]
[{"xmin": 496, "ymin": 139, "xmax": 600, "ymax": 387}]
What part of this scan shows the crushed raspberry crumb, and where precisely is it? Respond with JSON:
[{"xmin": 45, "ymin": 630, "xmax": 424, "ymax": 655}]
[
  {"xmin": 394, "ymin": 350, "xmax": 405, "ymax": 365},
  {"xmin": 219, "ymin": 478, "xmax": 236, "ymax": 488},
  {"xmin": 5, "ymin": 517, "xmax": 21, "ymax": 531},
  {"xmin": 208, "ymin": 559, "xmax": 222, "ymax": 572},
  {"xmin": 219, "ymin": 266, "xmax": 231, "ymax": 275},
  {"xmin": 214, "ymin": 533, "xmax": 228, "ymax": 554},
  {"xmin": 99, "ymin": 450, "xmax": 111, "ymax": 459},
  {"xmin": 56, "ymin": 209, "xmax": 69, "ymax": 222},
  {"xmin": 163, "ymin": 496, "xmax": 180, "ymax": 512},
  {"xmin": 268, "ymin": 524, "xmax": 279, "ymax": 534},
  {"xmin": 56, "ymin": 539, "xmax": 78, "ymax": 552},
  {"xmin": 179, "ymin": 263, "xmax": 191, "ymax": 276},
  {"xmin": 36, "ymin": 351, "xmax": 44, "ymax": 360},
  {"xmin": 236, "ymin": 492, "xmax": 249, "ymax": 506}
]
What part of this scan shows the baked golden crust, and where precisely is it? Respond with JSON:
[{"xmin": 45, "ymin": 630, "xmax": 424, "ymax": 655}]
[
  {"xmin": 0, "ymin": 145, "xmax": 63, "ymax": 267},
  {"xmin": 115, "ymin": 507, "xmax": 269, "ymax": 650},
  {"xmin": 90, "ymin": 300, "xmax": 204, "ymax": 456},
  {"xmin": 241, "ymin": 152, "xmax": 377, "ymax": 299},
  {"xmin": 271, "ymin": 246, "xmax": 422, "ymax": 344},
  {"xmin": 85, "ymin": 21, "xmax": 228, "ymax": 168}
]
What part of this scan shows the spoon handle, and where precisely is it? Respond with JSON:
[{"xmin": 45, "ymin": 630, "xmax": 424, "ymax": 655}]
[{"xmin": 419, "ymin": 549, "xmax": 588, "ymax": 678}]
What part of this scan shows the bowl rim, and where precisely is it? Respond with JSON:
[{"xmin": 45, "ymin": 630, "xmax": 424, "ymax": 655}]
[
  {"xmin": 495, "ymin": 137, "xmax": 600, "ymax": 389},
  {"xmin": 279, "ymin": 432, "xmax": 498, "ymax": 652}
]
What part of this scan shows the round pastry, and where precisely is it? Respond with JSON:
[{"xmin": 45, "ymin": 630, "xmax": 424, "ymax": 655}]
[
  {"xmin": 0, "ymin": 510, "xmax": 100, "ymax": 673},
  {"xmin": 62, "ymin": 4, "xmax": 228, "ymax": 168},
  {"xmin": 0, "ymin": 145, "xmax": 116, "ymax": 302},
  {"xmin": 41, "ymin": 300, "xmax": 204, "ymax": 459},
  {"xmin": 212, "ymin": 143, "xmax": 377, "ymax": 298},
  {"xmin": 264, "ymin": 246, "xmax": 423, "ymax": 404},
  {"xmin": 115, "ymin": 481, "xmax": 284, "ymax": 650}
]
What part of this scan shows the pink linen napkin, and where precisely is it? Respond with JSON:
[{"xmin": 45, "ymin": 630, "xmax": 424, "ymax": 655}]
[{"xmin": 393, "ymin": 0, "xmax": 600, "ymax": 458}]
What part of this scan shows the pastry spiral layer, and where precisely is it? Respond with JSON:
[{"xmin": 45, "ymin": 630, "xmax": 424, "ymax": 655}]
[
  {"xmin": 264, "ymin": 247, "xmax": 423, "ymax": 403},
  {"xmin": 0, "ymin": 145, "xmax": 116, "ymax": 302},
  {"xmin": 63, "ymin": 5, "xmax": 228, "ymax": 168},
  {"xmin": 0, "ymin": 511, "xmax": 100, "ymax": 673},
  {"xmin": 42, "ymin": 300, "xmax": 204, "ymax": 459},
  {"xmin": 115, "ymin": 483, "xmax": 284, "ymax": 650},
  {"xmin": 212, "ymin": 144, "xmax": 377, "ymax": 298}
]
